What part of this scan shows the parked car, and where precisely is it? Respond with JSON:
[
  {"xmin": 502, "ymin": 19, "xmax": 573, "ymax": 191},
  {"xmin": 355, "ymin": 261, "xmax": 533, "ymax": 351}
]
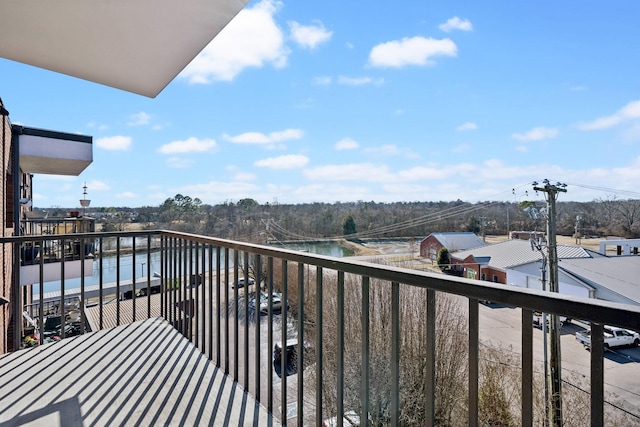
[
  {"xmin": 532, "ymin": 311, "xmax": 568, "ymax": 328},
  {"xmin": 232, "ymin": 277, "xmax": 255, "ymax": 289},
  {"xmin": 273, "ymin": 339, "xmax": 311, "ymax": 378},
  {"xmin": 249, "ymin": 292, "xmax": 284, "ymax": 314},
  {"xmin": 576, "ymin": 326, "xmax": 640, "ymax": 349}
]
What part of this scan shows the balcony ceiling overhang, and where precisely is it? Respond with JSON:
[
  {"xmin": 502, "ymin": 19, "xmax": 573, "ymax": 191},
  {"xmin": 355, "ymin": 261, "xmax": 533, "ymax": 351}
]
[
  {"xmin": 0, "ymin": 0, "xmax": 250, "ymax": 98},
  {"xmin": 17, "ymin": 127, "xmax": 92, "ymax": 176}
]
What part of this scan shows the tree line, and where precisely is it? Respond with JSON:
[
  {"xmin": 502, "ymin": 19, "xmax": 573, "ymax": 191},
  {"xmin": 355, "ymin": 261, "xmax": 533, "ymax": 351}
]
[{"xmin": 88, "ymin": 194, "xmax": 640, "ymax": 242}]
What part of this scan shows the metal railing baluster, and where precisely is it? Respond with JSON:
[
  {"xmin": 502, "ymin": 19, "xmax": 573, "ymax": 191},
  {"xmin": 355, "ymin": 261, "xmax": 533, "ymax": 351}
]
[
  {"xmin": 361, "ymin": 276, "xmax": 370, "ymax": 427},
  {"xmin": 390, "ymin": 281, "xmax": 400, "ymax": 427},
  {"xmin": 591, "ymin": 323, "xmax": 605, "ymax": 426},
  {"xmin": 522, "ymin": 308, "xmax": 533, "ymax": 426},
  {"xmin": 337, "ymin": 271, "xmax": 345, "ymax": 427},
  {"xmin": 315, "ymin": 266, "xmax": 323, "ymax": 427},
  {"xmin": 469, "ymin": 298, "xmax": 479, "ymax": 427}
]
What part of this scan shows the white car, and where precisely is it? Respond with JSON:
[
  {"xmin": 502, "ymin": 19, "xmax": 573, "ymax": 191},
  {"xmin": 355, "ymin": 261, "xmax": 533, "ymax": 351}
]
[
  {"xmin": 249, "ymin": 292, "xmax": 284, "ymax": 313},
  {"xmin": 232, "ymin": 277, "xmax": 255, "ymax": 289}
]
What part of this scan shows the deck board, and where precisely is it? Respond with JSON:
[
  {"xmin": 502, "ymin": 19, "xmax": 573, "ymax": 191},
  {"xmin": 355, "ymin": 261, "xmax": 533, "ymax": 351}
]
[{"xmin": 0, "ymin": 317, "xmax": 274, "ymax": 426}]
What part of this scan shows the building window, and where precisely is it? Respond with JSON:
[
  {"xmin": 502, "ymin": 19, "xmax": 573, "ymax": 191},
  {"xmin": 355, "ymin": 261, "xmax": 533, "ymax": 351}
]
[{"xmin": 493, "ymin": 275, "xmax": 499, "ymax": 283}]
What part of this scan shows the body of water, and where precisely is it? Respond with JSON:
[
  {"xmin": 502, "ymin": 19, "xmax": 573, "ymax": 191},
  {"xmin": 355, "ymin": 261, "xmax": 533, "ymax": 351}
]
[{"xmin": 37, "ymin": 241, "xmax": 353, "ymax": 294}]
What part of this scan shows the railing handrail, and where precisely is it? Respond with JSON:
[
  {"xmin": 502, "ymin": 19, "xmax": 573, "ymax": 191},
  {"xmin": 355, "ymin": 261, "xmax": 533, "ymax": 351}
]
[{"xmin": 5, "ymin": 229, "xmax": 640, "ymax": 332}]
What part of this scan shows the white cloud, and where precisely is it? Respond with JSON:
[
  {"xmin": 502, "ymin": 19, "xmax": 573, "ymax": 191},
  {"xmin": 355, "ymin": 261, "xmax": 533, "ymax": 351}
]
[
  {"xmin": 456, "ymin": 122, "xmax": 477, "ymax": 131},
  {"xmin": 128, "ymin": 112, "xmax": 151, "ymax": 126},
  {"xmin": 335, "ymin": 138, "xmax": 359, "ymax": 150},
  {"xmin": 180, "ymin": 0, "xmax": 289, "ymax": 84},
  {"xmin": 158, "ymin": 137, "xmax": 217, "ymax": 154},
  {"xmin": 96, "ymin": 136, "xmax": 132, "ymax": 151},
  {"xmin": 224, "ymin": 128, "xmax": 304, "ymax": 144},
  {"xmin": 254, "ymin": 154, "xmax": 309, "ymax": 169},
  {"xmin": 576, "ymin": 99, "xmax": 640, "ymax": 131},
  {"xmin": 337, "ymin": 76, "xmax": 384, "ymax": 86},
  {"xmin": 511, "ymin": 127, "xmax": 559, "ymax": 141},
  {"xmin": 289, "ymin": 21, "xmax": 332, "ymax": 49},
  {"xmin": 368, "ymin": 37, "xmax": 457, "ymax": 68},
  {"xmin": 439, "ymin": 17, "xmax": 473, "ymax": 33}
]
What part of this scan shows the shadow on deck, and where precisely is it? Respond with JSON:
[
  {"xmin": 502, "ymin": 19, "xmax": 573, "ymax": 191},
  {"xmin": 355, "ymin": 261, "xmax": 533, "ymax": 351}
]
[{"xmin": 0, "ymin": 318, "xmax": 274, "ymax": 426}]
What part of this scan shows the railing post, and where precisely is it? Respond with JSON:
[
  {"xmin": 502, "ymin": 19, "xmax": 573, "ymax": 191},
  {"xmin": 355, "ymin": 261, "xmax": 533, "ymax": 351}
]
[
  {"xmin": 390, "ymin": 281, "xmax": 400, "ymax": 427},
  {"xmin": 337, "ymin": 271, "xmax": 345, "ymax": 427},
  {"xmin": 425, "ymin": 289, "xmax": 436, "ymax": 425},
  {"xmin": 590, "ymin": 323, "xmax": 604, "ymax": 426},
  {"xmin": 297, "ymin": 262, "xmax": 305, "ymax": 426},
  {"xmin": 469, "ymin": 298, "xmax": 479, "ymax": 427},
  {"xmin": 12, "ymin": 241, "xmax": 21, "ymax": 351},
  {"xmin": 361, "ymin": 276, "xmax": 370, "ymax": 427},
  {"xmin": 267, "ymin": 256, "xmax": 274, "ymax": 413},
  {"xmin": 521, "ymin": 308, "xmax": 533, "ymax": 426},
  {"xmin": 254, "ymin": 253, "xmax": 261, "ymax": 401},
  {"xmin": 280, "ymin": 260, "xmax": 288, "ymax": 425},
  {"xmin": 315, "ymin": 266, "xmax": 323, "ymax": 426}
]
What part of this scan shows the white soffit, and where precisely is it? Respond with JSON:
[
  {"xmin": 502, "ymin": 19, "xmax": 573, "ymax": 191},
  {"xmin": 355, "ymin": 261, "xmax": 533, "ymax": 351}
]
[
  {"xmin": 18, "ymin": 128, "xmax": 93, "ymax": 175},
  {"xmin": 0, "ymin": 0, "xmax": 250, "ymax": 98}
]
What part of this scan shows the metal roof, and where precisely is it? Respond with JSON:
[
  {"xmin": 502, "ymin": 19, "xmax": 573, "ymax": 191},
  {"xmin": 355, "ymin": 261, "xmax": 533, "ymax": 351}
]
[
  {"xmin": 0, "ymin": 0, "xmax": 250, "ymax": 97},
  {"xmin": 425, "ymin": 232, "xmax": 487, "ymax": 252},
  {"xmin": 559, "ymin": 256, "xmax": 640, "ymax": 305},
  {"xmin": 452, "ymin": 239, "xmax": 593, "ymax": 270}
]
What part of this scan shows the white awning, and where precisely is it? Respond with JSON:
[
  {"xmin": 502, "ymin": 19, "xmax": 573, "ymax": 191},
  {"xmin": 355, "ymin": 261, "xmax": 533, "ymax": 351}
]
[{"xmin": 0, "ymin": 0, "xmax": 250, "ymax": 98}]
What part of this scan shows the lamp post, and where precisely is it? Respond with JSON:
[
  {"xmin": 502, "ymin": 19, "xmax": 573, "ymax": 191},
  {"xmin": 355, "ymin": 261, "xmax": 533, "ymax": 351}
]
[{"xmin": 80, "ymin": 182, "xmax": 91, "ymax": 216}]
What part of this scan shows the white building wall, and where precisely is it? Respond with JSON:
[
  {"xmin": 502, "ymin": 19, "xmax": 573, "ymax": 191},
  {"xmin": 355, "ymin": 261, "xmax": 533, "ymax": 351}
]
[{"xmin": 507, "ymin": 263, "xmax": 590, "ymax": 299}]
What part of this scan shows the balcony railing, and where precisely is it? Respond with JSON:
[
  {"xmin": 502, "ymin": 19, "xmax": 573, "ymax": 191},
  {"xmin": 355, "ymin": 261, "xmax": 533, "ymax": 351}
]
[
  {"xmin": 19, "ymin": 216, "xmax": 96, "ymax": 265},
  {"xmin": 4, "ymin": 230, "xmax": 640, "ymax": 426}
]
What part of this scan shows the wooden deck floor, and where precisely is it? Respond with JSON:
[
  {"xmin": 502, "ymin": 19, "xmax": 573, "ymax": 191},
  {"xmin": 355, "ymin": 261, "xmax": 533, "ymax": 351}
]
[{"xmin": 0, "ymin": 317, "xmax": 275, "ymax": 426}]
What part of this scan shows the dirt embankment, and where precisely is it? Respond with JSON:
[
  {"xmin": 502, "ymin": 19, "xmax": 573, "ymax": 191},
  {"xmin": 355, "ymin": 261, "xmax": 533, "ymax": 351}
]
[{"xmin": 339, "ymin": 239, "xmax": 382, "ymax": 256}]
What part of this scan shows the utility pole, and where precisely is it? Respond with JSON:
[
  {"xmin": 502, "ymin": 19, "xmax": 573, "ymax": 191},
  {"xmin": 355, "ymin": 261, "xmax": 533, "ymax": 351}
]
[
  {"xmin": 531, "ymin": 236, "xmax": 550, "ymax": 426},
  {"xmin": 533, "ymin": 179, "xmax": 567, "ymax": 427}
]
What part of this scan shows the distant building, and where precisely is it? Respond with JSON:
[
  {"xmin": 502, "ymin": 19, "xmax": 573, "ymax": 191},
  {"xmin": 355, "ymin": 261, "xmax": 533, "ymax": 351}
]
[
  {"xmin": 419, "ymin": 232, "xmax": 486, "ymax": 261},
  {"xmin": 450, "ymin": 239, "xmax": 640, "ymax": 305},
  {"xmin": 510, "ymin": 230, "xmax": 545, "ymax": 241}
]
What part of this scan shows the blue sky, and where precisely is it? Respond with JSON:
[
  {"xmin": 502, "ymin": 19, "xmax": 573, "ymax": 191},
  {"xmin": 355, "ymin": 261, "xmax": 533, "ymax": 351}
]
[{"xmin": 2, "ymin": 0, "xmax": 640, "ymax": 208}]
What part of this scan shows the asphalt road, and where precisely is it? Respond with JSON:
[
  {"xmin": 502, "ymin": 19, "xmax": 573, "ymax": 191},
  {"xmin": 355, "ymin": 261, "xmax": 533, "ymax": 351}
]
[{"xmin": 478, "ymin": 300, "xmax": 640, "ymax": 418}]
